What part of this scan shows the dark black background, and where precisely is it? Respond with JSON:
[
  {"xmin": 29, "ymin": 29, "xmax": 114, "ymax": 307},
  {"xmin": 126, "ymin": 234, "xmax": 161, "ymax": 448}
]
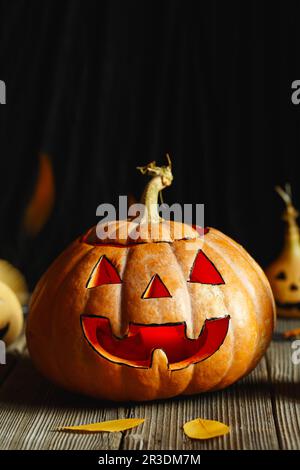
[{"xmin": 1, "ymin": 0, "xmax": 300, "ymax": 288}]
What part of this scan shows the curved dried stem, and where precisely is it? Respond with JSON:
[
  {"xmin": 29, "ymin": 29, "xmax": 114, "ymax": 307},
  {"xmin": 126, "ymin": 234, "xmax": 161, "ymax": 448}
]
[
  {"xmin": 137, "ymin": 153, "xmax": 172, "ymax": 178},
  {"xmin": 137, "ymin": 154, "xmax": 173, "ymax": 223},
  {"xmin": 275, "ymin": 184, "xmax": 292, "ymax": 207},
  {"xmin": 275, "ymin": 183, "xmax": 300, "ymax": 252}
]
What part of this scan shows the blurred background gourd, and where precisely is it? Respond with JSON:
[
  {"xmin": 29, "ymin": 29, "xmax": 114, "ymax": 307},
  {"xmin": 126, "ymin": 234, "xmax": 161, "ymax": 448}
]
[
  {"xmin": 0, "ymin": 281, "xmax": 23, "ymax": 346},
  {"xmin": 266, "ymin": 185, "xmax": 300, "ymax": 318}
]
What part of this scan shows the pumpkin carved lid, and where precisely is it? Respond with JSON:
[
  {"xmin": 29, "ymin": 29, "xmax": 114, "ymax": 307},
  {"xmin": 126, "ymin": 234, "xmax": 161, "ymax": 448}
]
[{"xmin": 82, "ymin": 155, "xmax": 201, "ymax": 246}]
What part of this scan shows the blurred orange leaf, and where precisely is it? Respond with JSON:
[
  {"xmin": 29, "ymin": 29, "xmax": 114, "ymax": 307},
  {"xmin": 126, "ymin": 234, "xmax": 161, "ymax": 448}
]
[
  {"xmin": 23, "ymin": 154, "xmax": 55, "ymax": 236},
  {"xmin": 283, "ymin": 328, "xmax": 300, "ymax": 339}
]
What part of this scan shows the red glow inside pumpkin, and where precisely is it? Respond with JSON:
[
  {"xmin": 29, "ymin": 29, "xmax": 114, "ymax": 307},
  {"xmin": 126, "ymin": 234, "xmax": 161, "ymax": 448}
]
[
  {"xmin": 142, "ymin": 274, "xmax": 172, "ymax": 299},
  {"xmin": 86, "ymin": 255, "xmax": 122, "ymax": 288},
  {"xmin": 189, "ymin": 250, "xmax": 225, "ymax": 285},
  {"xmin": 81, "ymin": 315, "xmax": 230, "ymax": 370}
]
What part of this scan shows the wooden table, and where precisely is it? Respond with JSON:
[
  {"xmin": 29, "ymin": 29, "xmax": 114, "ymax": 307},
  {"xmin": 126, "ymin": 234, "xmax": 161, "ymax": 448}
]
[{"xmin": 0, "ymin": 318, "xmax": 299, "ymax": 450}]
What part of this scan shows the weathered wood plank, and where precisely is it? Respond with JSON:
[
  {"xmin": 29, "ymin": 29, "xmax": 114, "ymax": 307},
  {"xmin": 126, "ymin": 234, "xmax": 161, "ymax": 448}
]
[
  {"xmin": 266, "ymin": 318, "xmax": 300, "ymax": 450},
  {"xmin": 121, "ymin": 357, "xmax": 279, "ymax": 450},
  {"xmin": 0, "ymin": 350, "xmax": 126, "ymax": 450}
]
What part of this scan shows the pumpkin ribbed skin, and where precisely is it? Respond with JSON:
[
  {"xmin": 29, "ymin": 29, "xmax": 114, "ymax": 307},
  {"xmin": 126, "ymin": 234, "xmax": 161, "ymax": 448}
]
[{"xmin": 26, "ymin": 227, "xmax": 275, "ymax": 401}]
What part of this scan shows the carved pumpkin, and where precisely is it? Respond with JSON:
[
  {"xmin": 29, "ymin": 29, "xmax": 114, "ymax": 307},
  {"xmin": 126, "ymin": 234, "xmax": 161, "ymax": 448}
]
[
  {"xmin": 0, "ymin": 281, "xmax": 23, "ymax": 345},
  {"xmin": 266, "ymin": 185, "xmax": 300, "ymax": 318},
  {"xmin": 26, "ymin": 158, "xmax": 275, "ymax": 401}
]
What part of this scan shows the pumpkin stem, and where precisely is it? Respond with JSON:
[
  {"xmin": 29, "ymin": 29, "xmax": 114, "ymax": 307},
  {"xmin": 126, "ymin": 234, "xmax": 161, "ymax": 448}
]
[
  {"xmin": 137, "ymin": 154, "xmax": 173, "ymax": 223},
  {"xmin": 275, "ymin": 184, "xmax": 300, "ymax": 255}
]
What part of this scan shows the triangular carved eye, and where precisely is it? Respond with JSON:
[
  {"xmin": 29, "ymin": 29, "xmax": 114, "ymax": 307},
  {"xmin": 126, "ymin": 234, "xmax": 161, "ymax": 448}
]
[
  {"xmin": 142, "ymin": 274, "xmax": 172, "ymax": 299},
  {"xmin": 86, "ymin": 255, "xmax": 122, "ymax": 288},
  {"xmin": 275, "ymin": 271, "xmax": 286, "ymax": 280},
  {"xmin": 189, "ymin": 250, "xmax": 225, "ymax": 285}
]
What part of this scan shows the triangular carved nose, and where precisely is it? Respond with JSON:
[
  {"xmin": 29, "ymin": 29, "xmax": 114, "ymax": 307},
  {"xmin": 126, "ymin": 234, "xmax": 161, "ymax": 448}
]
[{"xmin": 142, "ymin": 274, "xmax": 172, "ymax": 299}]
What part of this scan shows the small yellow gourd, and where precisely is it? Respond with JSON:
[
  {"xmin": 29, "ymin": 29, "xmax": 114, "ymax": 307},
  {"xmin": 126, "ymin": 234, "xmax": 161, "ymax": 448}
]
[
  {"xmin": 0, "ymin": 281, "xmax": 23, "ymax": 345},
  {"xmin": 266, "ymin": 184, "xmax": 300, "ymax": 318},
  {"xmin": 0, "ymin": 260, "xmax": 29, "ymax": 305}
]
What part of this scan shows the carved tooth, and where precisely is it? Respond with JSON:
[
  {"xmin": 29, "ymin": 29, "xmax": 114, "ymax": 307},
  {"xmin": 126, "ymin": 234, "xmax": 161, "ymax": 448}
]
[
  {"xmin": 151, "ymin": 349, "xmax": 169, "ymax": 370},
  {"xmin": 185, "ymin": 321, "xmax": 199, "ymax": 340}
]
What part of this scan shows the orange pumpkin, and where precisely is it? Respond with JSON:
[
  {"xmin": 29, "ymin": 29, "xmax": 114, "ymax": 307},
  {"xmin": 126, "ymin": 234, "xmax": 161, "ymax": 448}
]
[{"xmin": 26, "ymin": 158, "xmax": 275, "ymax": 401}]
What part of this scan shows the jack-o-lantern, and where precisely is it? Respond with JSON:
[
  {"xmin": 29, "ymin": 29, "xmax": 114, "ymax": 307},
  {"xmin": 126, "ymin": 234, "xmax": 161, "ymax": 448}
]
[
  {"xmin": 26, "ymin": 158, "xmax": 275, "ymax": 401},
  {"xmin": 266, "ymin": 185, "xmax": 300, "ymax": 318},
  {"xmin": 0, "ymin": 281, "xmax": 23, "ymax": 346}
]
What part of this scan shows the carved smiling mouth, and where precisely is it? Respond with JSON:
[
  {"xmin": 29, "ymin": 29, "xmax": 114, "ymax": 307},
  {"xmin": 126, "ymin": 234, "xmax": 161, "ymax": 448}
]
[
  {"xmin": 81, "ymin": 315, "xmax": 230, "ymax": 370},
  {"xmin": 0, "ymin": 323, "xmax": 9, "ymax": 340}
]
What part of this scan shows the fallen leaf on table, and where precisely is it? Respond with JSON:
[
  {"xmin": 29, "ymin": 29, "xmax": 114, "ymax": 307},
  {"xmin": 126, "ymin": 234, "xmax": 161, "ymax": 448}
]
[
  {"xmin": 183, "ymin": 418, "xmax": 230, "ymax": 440},
  {"xmin": 58, "ymin": 418, "xmax": 144, "ymax": 433},
  {"xmin": 283, "ymin": 328, "xmax": 300, "ymax": 339}
]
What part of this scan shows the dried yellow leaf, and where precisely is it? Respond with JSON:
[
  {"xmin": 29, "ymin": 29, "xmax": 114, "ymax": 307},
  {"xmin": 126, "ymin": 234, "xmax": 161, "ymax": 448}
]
[
  {"xmin": 183, "ymin": 418, "xmax": 230, "ymax": 440},
  {"xmin": 59, "ymin": 418, "xmax": 144, "ymax": 433},
  {"xmin": 283, "ymin": 328, "xmax": 300, "ymax": 339}
]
